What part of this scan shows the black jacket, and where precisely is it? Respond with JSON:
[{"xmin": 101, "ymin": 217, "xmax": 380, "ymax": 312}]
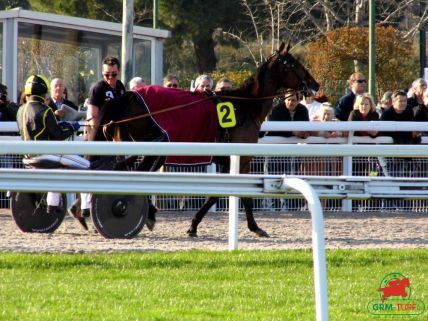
[
  {"xmin": 267, "ymin": 102, "xmax": 309, "ymax": 137},
  {"xmin": 335, "ymin": 91, "xmax": 356, "ymax": 121},
  {"xmin": 17, "ymin": 96, "xmax": 75, "ymax": 141},
  {"xmin": 380, "ymin": 107, "xmax": 419, "ymax": 144}
]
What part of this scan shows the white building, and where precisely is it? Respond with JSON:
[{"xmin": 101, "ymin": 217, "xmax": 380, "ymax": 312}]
[{"xmin": 0, "ymin": 8, "xmax": 170, "ymax": 104}]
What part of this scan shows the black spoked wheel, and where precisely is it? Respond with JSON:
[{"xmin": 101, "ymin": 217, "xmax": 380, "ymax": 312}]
[
  {"xmin": 10, "ymin": 192, "xmax": 66, "ymax": 233},
  {"xmin": 91, "ymin": 194, "xmax": 148, "ymax": 239}
]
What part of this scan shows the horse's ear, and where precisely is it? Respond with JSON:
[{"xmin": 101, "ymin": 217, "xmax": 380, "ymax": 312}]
[
  {"xmin": 278, "ymin": 42, "xmax": 285, "ymax": 53},
  {"xmin": 286, "ymin": 42, "xmax": 291, "ymax": 53}
]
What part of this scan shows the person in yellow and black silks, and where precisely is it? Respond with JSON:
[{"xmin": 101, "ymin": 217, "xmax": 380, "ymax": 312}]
[{"xmin": 16, "ymin": 74, "xmax": 91, "ymax": 231}]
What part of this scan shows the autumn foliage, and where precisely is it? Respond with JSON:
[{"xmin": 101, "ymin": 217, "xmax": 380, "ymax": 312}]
[{"xmin": 306, "ymin": 25, "xmax": 418, "ymax": 103}]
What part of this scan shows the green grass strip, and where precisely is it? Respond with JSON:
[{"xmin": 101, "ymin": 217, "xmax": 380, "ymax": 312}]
[{"xmin": 0, "ymin": 249, "xmax": 426, "ymax": 321}]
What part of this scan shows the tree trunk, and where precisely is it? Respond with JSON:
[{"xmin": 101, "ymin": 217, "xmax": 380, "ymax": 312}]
[{"xmin": 193, "ymin": 37, "xmax": 217, "ymax": 73}]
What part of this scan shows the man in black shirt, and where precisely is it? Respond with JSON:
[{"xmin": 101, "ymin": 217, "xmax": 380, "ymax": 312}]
[
  {"xmin": 86, "ymin": 56, "xmax": 126, "ymax": 125},
  {"xmin": 380, "ymin": 90, "xmax": 420, "ymax": 144}
]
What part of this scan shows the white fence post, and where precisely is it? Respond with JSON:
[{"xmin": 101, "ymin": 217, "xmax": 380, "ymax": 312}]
[
  {"xmin": 229, "ymin": 155, "xmax": 240, "ymax": 250},
  {"xmin": 284, "ymin": 177, "xmax": 329, "ymax": 321}
]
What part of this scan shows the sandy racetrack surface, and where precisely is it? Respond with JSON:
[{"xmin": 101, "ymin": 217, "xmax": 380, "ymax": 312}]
[{"xmin": 0, "ymin": 209, "xmax": 427, "ymax": 253}]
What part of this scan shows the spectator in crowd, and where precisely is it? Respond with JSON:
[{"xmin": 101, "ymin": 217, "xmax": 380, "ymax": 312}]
[
  {"xmin": 0, "ymin": 83, "xmax": 19, "ymax": 172},
  {"xmin": 191, "ymin": 74, "xmax": 213, "ymax": 92},
  {"xmin": 163, "ymin": 74, "xmax": 179, "ymax": 88},
  {"xmin": 376, "ymin": 91, "xmax": 393, "ymax": 116},
  {"xmin": 300, "ymin": 92, "xmax": 322, "ymax": 121},
  {"xmin": 380, "ymin": 90, "xmax": 420, "ymax": 144},
  {"xmin": 335, "ymin": 72, "xmax": 367, "ymax": 121},
  {"xmin": 0, "ymin": 83, "xmax": 18, "ymax": 122},
  {"xmin": 16, "ymin": 74, "xmax": 90, "ymax": 229},
  {"xmin": 267, "ymin": 88, "xmax": 310, "ymax": 138},
  {"xmin": 348, "ymin": 93, "xmax": 379, "ymax": 138},
  {"xmin": 266, "ymin": 88, "xmax": 310, "ymax": 210},
  {"xmin": 315, "ymin": 102, "xmax": 341, "ymax": 138},
  {"xmin": 348, "ymin": 94, "xmax": 379, "ymax": 183},
  {"xmin": 214, "ymin": 77, "xmax": 233, "ymax": 92},
  {"xmin": 46, "ymin": 78, "xmax": 79, "ymax": 120},
  {"xmin": 380, "ymin": 90, "xmax": 421, "ymax": 209},
  {"xmin": 129, "ymin": 76, "xmax": 145, "ymax": 90},
  {"xmin": 86, "ymin": 56, "xmax": 126, "ymax": 126},
  {"xmin": 414, "ymin": 88, "xmax": 428, "ymax": 136},
  {"xmin": 407, "ymin": 78, "xmax": 427, "ymax": 109}
]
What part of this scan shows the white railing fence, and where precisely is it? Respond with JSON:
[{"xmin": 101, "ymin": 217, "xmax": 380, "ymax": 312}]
[{"xmin": 2, "ymin": 121, "xmax": 428, "ymax": 213}]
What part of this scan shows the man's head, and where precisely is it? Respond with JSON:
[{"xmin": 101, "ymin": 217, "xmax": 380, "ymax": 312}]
[
  {"xmin": 215, "ymin": 77, "xmax": 233, "ymax": 91},
  {"xmin": 163, "ymin": 74, "xmax": 179, "ymax": 88},
  {"xmin": 194, "ymin": 74, "xmax": 213, "ymax": 92},
  {"xmin": 380, "ymin": 91, "xmax": 393, "ymax": 108},
  {"xmin": 349, "ymin": 72, "xmax": 367, "ymax": 95},
  {"xmin": 283, "ymin": 89, "xmax": 299, "ymax": 111},
  {"xmin": 102, "ymin": 57, "xmax": 120, "ymax": 88},
  {"xmin": 50, "ymin": 78, "xmax": 65, "ymax": 101},
  {"xmin": 129, "ymin": 77, "xmax": 145, "ymax": 90},
  {"xmin": 411, "ymin": 78, "xmax": 427, "ymax": 96},
  {"xmin": 24, "ymin": 74, "xmax": 50, "ymax": 97},
  {"xmin": 392, "ymin": 90, "xmax": 407, "ymax": 113}
]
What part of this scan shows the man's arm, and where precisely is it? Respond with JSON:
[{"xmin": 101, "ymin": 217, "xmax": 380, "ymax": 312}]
[
  {"xmin": 86, "ymin": 103, "xmax": 100, "ymax": 122},
  {"xmin": 45, "ymin": 108, "xmax": 74, "ymax": 140}
]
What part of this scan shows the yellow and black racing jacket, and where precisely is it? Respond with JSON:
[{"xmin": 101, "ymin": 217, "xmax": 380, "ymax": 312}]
[{"xmin": 17, "ymin": 95, "xmax": 74, "ymax": 141}]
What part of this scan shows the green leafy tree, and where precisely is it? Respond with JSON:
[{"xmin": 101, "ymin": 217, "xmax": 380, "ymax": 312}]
[
  {"xmin": 306, "ymin": 25, "xmax": 418, "ymax": 103},
  {"xmin": 159, "ymin": 0, "xmax": 246, "ymax": 74},
  {"xmin": 0, "ymin": 0, "xmax": 30, "ymax": 10}
]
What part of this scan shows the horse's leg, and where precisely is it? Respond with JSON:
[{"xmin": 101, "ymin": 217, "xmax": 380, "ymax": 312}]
[
  {"xmin": 186, "ymin": 196, "xmax": 219, "ymax": 237},
  {"xmin": 238, "ymin": 156, "xmax": 269, "ymax": 237},
  {"xmin": 241, "ymin": 197, "xmax": 269, "ymax": 237}
]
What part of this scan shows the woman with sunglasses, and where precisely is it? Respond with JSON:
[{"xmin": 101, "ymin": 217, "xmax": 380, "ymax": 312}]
[
  {"xmin": 335, "ymin": 72, "xmax": 367, "ymax": 121},
  {"xmin": 86, "ymin": 56, "xmax": 126, "ymax": 126},
  {"xmin": 163, "ymin": 74, "xmax": 179, "ymax": 89}
]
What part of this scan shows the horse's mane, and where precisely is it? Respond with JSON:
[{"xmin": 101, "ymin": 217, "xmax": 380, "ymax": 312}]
[{"xmin": 217, "ymin": 60, "xmax": 270, "ymax": 117}]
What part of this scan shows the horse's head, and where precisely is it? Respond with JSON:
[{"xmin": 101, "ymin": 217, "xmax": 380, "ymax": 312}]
[{"xmin": 267, "ymin": 42, "xmax": 319, "ymax": 96}]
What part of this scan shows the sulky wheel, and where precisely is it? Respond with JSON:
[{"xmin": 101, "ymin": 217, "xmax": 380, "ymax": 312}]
[
  {"xmin": 10, "ymin": 192, "xmax": 66, "ymax": 233},
  {"xmin": 91, "ymin": 194, "xmax": 148, "ymax": 239}
]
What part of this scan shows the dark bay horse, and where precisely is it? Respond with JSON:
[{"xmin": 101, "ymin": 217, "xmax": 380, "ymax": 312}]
[{"xmin": 88, "ymin": 42, "xmax": 319, "ymax": 237}]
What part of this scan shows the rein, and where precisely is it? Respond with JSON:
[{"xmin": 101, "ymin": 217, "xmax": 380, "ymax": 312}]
[
  {"xmin": 100, "ymin": 96, "xmax": 211, "ymax": 128},
  {"xmin": 99, "ymin": 92, "xmax": 284, "ymax": 129}
]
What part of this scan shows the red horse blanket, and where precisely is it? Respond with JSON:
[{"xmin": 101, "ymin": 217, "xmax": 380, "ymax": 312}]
[{"xmin": 134, "ymin": 85, "xmax": 218, "ymax": 165}]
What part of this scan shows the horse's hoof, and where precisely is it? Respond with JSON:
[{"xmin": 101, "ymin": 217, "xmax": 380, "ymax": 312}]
[
  {"xmin": 254, "ymin": 228, "xmax": 269, "ymax": 238},
  {"xmin": 187, "ymin": 229, "xmax": 198, "ymax": 238},
  {"xmin": 145, "ymin": 218, "xmax": 156, "ymax": 231}
]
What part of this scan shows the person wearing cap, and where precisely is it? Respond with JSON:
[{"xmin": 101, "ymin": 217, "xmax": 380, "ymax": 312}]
[
  {"xmin": 16, "ymin": 74, "xmax": 90, "ymax": 230},
  {"xmin": 335, "ymin": 72, "xmax": 367, "ymax": 121},
  {"xmin": 376, "ymin": 91, "xmax": 393, "ymax": 116},
  {"xmin": 267, "ymin": 88, "xmax": 310, "ymax": 138}
]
